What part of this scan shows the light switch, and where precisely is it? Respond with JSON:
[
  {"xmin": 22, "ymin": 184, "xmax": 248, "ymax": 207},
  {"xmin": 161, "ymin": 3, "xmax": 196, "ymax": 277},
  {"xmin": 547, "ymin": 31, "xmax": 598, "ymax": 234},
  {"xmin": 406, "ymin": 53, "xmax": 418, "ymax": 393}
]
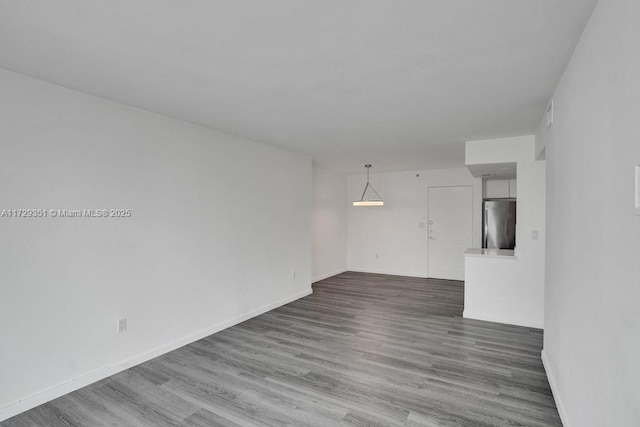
[{"xmin": 532, "ymin": 230, "xmax": 539, "ymax": 240}]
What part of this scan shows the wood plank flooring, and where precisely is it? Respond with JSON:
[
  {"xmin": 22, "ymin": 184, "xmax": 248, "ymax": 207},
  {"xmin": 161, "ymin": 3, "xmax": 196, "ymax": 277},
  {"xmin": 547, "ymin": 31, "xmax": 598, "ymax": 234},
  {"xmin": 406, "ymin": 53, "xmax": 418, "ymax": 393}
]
[{"xmin": 2, "ymin": 272, "xmax": 561, "ymax": 426}]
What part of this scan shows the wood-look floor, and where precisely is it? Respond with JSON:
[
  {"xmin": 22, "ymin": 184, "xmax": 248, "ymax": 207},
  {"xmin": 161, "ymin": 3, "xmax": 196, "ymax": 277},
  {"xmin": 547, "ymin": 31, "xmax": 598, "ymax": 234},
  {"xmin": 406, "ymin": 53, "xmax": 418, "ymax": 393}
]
[{"xmin": 3, "ymin": 272, "xmax": 561, "ymax": 426}]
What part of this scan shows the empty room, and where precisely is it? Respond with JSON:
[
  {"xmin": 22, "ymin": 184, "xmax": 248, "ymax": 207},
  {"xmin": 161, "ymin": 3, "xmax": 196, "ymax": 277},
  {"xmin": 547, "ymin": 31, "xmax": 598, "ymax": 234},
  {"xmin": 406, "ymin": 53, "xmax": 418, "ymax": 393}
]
[{"xmin": 1, "ymin": 1, "xmax": 638, "ymax": 426}]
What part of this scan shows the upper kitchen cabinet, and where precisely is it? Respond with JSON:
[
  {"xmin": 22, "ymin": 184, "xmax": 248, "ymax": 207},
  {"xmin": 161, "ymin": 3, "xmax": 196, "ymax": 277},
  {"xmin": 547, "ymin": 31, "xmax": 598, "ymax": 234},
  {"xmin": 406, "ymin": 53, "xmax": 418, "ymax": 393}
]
[
  {"xmin": 509, "ymin": 179, "xmax": 517, "ymax": 197},
  {"xmin": 484, "ymin": 179, "xmax": 517, "ymax": 198}
]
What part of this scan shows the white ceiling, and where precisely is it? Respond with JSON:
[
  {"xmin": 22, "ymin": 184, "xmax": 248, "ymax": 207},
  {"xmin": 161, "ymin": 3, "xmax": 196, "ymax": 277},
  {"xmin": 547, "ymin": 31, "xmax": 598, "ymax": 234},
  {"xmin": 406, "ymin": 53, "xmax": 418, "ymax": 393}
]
[{"xmin": 0, "ymin": 1, "xmax": 598, "ymax": 173}]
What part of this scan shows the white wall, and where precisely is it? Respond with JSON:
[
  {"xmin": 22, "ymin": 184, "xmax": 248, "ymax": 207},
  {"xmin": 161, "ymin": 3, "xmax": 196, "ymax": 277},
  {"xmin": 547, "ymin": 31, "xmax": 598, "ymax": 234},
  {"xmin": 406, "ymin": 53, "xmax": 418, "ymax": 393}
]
[
  {"xmin": 535, "ymin": 0, "xmax": 640, "ymax": 425},
  {"xmin": 464, "ymin": 135, "xmax": 546, "ymax": 328},
  {"xmin": 347, "ymin": 168, "xmax": 482, "ymax": 277},
  {"xmin": 0, "ymin": 69, "xmax": 312, "ymax": 420},
  {"xmin": 312, "ymin": 165, "xmax": 347, "ymax": 282}
]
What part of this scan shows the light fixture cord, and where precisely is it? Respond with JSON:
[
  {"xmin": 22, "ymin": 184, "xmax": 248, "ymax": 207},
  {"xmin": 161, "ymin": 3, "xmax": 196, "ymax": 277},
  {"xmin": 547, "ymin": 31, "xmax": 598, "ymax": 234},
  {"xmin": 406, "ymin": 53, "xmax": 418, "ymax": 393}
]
[
  {"xmin": 359, "ymin": 164, "xmax": 383, "ymax": 201},
  {"xmin": 360, "ymin": 182, "xmax": 371, "ymax": 201}
]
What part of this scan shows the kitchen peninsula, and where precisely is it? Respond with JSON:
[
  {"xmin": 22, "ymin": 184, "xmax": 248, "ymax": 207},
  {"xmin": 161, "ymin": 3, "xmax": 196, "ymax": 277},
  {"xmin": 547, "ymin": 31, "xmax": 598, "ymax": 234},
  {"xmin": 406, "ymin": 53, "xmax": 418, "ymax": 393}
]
[{"xmin": 463, "ymin": 135, "xmax": 545, "ymax": 329}]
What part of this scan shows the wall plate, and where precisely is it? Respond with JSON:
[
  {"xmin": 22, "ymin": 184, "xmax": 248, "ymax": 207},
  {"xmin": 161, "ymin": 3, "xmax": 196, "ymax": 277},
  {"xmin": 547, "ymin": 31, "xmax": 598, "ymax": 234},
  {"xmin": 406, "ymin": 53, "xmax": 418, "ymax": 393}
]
[
  {"xmin": 546, "ymin": 100, "xmax": 554, "ymax": 129},
  {"xmin": 635, "ymin": 165, "xmax": 640, "ymax": 215}
]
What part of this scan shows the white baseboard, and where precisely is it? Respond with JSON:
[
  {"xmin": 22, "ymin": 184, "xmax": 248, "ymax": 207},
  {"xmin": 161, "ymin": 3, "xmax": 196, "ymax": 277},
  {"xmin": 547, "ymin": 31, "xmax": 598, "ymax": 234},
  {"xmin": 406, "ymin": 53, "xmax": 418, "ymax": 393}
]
[
  {"xmin": 0, "ymin": 288, "xmax": 312, "ymax": 422},
  {"xmin": 347, "ymin": 268, "xmax": 428, "ymax": 279},
  {"xmin": 541, "ymin": 349, "xmax": 569, "ymax": 427},
  {"xmin": 312, "ymin": 268, "xmax": 347, "ymax": 283},
  {"xmin": 463, "ymin": 309, "xmax": 544, "ymax": 329}
]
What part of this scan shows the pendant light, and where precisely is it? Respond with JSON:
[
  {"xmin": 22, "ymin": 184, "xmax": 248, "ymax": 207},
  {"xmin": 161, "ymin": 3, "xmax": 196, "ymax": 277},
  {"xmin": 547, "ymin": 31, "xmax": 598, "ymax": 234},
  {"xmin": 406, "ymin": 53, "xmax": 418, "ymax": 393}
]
[{"xmin": 353, "ymin": 164, "xmax": 384, "ymax": 206}]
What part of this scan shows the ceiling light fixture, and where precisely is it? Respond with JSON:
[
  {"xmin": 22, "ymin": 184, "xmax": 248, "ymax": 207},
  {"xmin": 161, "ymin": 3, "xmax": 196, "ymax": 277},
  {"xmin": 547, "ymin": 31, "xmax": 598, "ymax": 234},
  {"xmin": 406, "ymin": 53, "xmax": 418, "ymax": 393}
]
[{"xmin": 353, "ymin": 164, "xmax": 384, "ymax": 207}]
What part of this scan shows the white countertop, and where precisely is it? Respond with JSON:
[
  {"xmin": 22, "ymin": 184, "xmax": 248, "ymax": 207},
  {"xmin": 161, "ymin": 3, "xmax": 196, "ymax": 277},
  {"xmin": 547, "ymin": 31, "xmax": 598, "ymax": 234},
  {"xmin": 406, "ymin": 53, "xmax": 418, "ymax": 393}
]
[{"xmin": 464, "ymin": 248, "xmax": 517, "ymax": 259}]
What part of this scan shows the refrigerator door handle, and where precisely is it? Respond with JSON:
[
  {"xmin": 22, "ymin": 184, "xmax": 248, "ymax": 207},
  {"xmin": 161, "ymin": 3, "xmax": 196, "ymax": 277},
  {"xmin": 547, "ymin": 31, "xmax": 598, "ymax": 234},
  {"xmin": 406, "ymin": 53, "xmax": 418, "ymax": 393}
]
[{"xmin": 483, "ymin": 207, "xmax": 489, "ymax": 248}]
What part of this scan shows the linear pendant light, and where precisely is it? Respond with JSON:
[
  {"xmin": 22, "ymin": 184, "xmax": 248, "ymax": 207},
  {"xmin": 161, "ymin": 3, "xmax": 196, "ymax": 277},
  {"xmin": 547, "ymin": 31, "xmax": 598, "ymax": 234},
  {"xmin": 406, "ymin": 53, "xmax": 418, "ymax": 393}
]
[{"xmin": 353, "ymin": 164, "xmax": 384, "ymax": 207}]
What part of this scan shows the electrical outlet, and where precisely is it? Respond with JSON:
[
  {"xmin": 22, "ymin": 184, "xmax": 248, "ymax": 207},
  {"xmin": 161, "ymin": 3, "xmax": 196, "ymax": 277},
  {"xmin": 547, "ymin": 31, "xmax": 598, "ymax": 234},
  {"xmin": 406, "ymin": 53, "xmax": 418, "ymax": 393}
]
[
  {"xmin": 117, "ymin": 318, "xmax": 127, "ymax": 333},
  {"xmin": 292, "ymin": 270, "xmax": 296, "ymax": 279},
  {"xmin": 375, "ymin": 253, "xmax": 379, "ymax": 259}
]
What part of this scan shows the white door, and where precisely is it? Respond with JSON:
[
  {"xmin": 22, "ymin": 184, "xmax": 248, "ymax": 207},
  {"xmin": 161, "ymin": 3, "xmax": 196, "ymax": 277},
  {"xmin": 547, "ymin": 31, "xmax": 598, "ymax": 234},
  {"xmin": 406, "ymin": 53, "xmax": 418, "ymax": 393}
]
[{"xmin": 428, "ymin": 186, "xmax": 473, "ymax": 280}]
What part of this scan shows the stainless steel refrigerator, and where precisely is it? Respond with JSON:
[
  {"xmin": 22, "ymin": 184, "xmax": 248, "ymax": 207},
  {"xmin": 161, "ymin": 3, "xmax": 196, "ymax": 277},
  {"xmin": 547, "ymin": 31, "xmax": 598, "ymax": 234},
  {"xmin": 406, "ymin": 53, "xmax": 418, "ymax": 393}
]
[{"xmin": 483, "ymin": 199, "xmax": 516, "ymax": 249}]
